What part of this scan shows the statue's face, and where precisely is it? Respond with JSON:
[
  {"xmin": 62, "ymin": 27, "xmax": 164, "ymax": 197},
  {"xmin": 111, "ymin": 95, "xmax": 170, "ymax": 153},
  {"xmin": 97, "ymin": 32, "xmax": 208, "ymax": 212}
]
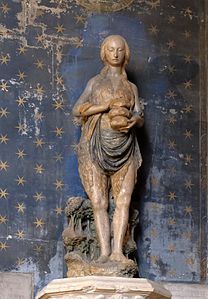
[{"xmin": 104, "ymin": 37, "xmax": 125, "ymax": 67}]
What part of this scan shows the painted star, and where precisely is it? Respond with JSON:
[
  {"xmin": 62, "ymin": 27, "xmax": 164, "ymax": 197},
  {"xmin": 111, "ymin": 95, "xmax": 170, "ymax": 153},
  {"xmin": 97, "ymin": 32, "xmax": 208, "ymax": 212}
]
[
  {"xmin": 182, "ymin": 231, "xmax": 192, "ymax": 240},
  {"xmin": 184, "ymin": 206, "xmax": 193, "ymax": 216},
  {"xmin": 35, "ymin": 34, "xmax": 45, "ymax": 44},
  {"xmin": 16, "ymin": 96, "xmax": 27, "ymax": 106},
  {"xmin": 168, "ymin": 166, "xmax": 176, "ymax": 176},
  {"xmin": 34, "ymin": 111, "xmax": 44, "ymax": 121},
  {"xmin": 34, "ymin": 164, "xmax": 45, "ymax": 174},
  {"xmin": 167, "ymin": 16, "xmax": 176, "ymax": 24},
  {"xmin": 184, "ymin": 154, "xmax": 193, "ymax": 164},
  {"xmin": 0, "ymin": 134, "xmax": 9, "ymax": 144},
  {"xmin": 71, "ymin": 143, "xmax": 78, "ymax": 152},
  {"xmin": 0, "ymin": 242, "xmax": 9, "ymax": 251},
  {"xmin": 147, "ymin": 0, "xmax": 160, "ymax": 10},
  {"xmin": 0, "ymin": 215, "xmax": 8, "ymax": 224},
  {"xmin": 0, "ymin": 3, "xmax": 10, "ymax": 14},
  {"xmin": 16, "ymin": 149, "xmax": 27, "ymax": 159},
  {"xmin": 55, "ymin": 74, "xmax": 64, "ymax": 86},
  {"xmin": 55, "ymin": 24, "xmax": 65, "ymax": 34},
  {"xmin": 17, "ymin": 45, "xmax": 27, "ymax": 55},
  {"xmin": 184, "ymin": 55, "xmax": 192, "ymax": 64},
  {"xmin": 35, "ymin": 84, "xmax": 45, "ymax": 96},
  {"xmin": 0, "ymin": 81, "xmax": 9, "ymax": 91},
  {"xmin": 183, "ymin": 129, "xmax": 193, "ymax": 139},
  {"xmin": 168, "ymin": 65, "xmax": 176, "ymax": 74},
  {"xmin": 73, "ymin": 38, "xmax": 83, "ymax": 48},
  {"xmin": 17, "ymin": 71, "xmax": 27, "ymax": 81},
  {"xmin": 168, "ymin": 270, "xmax": 177, "ymax": 277},
  {"xmin": 75, "ymin": 15, "xmax": 86, "ymax": 24},
  {"xmin": 16, "ymin": 257, "xmax": 25, "ymax": 266},
  {"xmin": 0, "ymin": 54, "xmax": 10, "ymax": 65},
  {"xmin": 15, "ymin": 202, "xmax": 26, "ymax": 213},
  {"xmin": 54, "ymin": 179, "xmax": 64, "ymax": 190},
  {"xmin": 54, "ymin": 207, "xmax": 63, "ymax": 215},
  {"xmin": 15, "ymin": 230, "xmax": 25, "ymax": 239},
  {"xmin": 168, "ymin": 191, "xmax": 177, "ymax": 201},
  {"xmin": 0, "ymin": 160, "xmax": 9, "ymax": 171},
  {"xmin": 183, "ymin": 105, "xmax": 193, "ymax": 113},
  {"xmin": 183, "ymin": 30, "xmax": 191, "ymax": 39},
  {"xmin": 151, "ymin": 255, "xmax": 159, "ymax": 264},
  {"xmin": 183, "ymin": 80, "xmax": 192, "ymax": 89},
  {"xmin": 15, "ymin": 176, "xmax": 26, "ymax": 186},
  {"xmin": 185, "ymin": 257, "xmax": 194, "ymax": 266},
  {"xmin": 168, "ymin": 244, "xmax": 176, "ymax": 253},
  {"xmin": 184, "ymin": 179, "xmax": 194, "ymax": 190},
  {"xmin": 168, "ymin": 218, "xmax": 176, "ymax": 225},
  {"xmin": 54, "ymin": 127, "xmax": 64, "ymax": 137},
  {"xmin": 168, "ymin": 140, "xmax": 177, "ymax": 150},
  {"xmin": 34, "ymin": 245, "xmax": 43, "ymax": 252},
  {"xmin": 167, "ymin": 115, "xmax": 177, "ymax": 125},
  {"xmin": 53, "ymin": 153, "xmax": 63, "ymax": 162},
  {"xmin": 53, "ymin": 99, "xmax": 64, "ymax": 110},
  {"xmin": 34, "ymin": 59, "xmax": 44, "ymax": 69},
  {"xmin": 15, "ymin": 123, "xmax": 28, "ymax": 134},
  {"xmin": 166, "ymin": 40, "xmax": 176, "ymax": 49},
  {"xmin": 34, "ymin": 138, "xmax": 45, "ymax": 148},
  {"xmin": 184, "ymin": 7, "xmax": 193, "ymax": 16},
  {"xmin": 33, "ymin": 218, "xmax": 45, "ymax": 228},
  {"xmin": 166, "ymin": 89, "xmax": 177, "ymax": 99},
  {"xmin": 33, "ymin": 192, "xmax": 45, "ymax": 201},
  {"xmin": 0, "ymin": 107, "xmax": 9, "ymax": 118},
  {"xmin": 148, "ymin": 25, "xmax": 159, "ymax": 35},
  {"xmin": 151, "ymin": 203, "xmax": 159, "ymax": 210}
]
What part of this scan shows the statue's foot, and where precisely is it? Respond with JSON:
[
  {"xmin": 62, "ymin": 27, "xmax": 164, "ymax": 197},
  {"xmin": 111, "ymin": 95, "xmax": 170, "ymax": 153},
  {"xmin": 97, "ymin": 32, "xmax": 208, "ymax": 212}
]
[
  {"xmin": 109, "ymin": 252, "xmax": 131, "ymax": 264},
  {"xmin": 96, "ymin": 255, "xmax": 109, "ymax": 263}
]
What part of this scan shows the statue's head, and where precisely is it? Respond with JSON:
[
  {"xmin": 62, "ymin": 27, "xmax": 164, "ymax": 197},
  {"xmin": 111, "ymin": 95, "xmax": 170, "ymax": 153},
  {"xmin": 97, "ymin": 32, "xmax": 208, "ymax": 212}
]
[{"xmin": 100, "ymin": 35, "xmax": 130, "ymax": 68}]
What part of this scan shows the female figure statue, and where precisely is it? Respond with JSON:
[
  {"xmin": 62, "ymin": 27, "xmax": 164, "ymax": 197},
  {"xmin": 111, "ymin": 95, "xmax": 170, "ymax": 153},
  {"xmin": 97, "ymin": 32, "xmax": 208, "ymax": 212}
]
[{"xmin": 73, "ymin": 35, "xmax": 144, "ymax": 264}]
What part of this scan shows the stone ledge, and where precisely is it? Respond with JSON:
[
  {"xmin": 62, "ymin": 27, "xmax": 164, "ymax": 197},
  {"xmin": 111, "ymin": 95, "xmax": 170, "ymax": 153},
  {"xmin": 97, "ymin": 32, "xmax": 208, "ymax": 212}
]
[
  {"xmin": 163, "ymin": 282, "xmax": 208, "ymax": 299},
  {"xmin": 36, "ymin": 276, "xmax": 171, "ymax": 299}
]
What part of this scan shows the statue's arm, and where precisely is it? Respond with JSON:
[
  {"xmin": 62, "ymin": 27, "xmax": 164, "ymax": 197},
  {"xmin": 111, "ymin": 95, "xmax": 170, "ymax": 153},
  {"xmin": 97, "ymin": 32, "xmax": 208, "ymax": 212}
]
[
  {"xmin": 73, "ymin": 77, "xmax": 109, "ymax": 118},
  {"xmin": 130, "ymin": 83, "xmax": 144, "ymax": 128}
]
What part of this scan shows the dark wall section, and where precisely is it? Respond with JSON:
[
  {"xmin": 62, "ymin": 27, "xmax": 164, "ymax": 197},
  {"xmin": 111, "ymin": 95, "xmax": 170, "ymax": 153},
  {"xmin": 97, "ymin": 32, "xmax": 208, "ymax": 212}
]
[{"xmin": 0, "ymin": 0, "xmax": 207, "ymax": 294}]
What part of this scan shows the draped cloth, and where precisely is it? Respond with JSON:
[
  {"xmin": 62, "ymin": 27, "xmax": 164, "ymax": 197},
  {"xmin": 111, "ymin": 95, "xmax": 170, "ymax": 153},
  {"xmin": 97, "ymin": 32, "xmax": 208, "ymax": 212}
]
[{"xmin": 90, "ymin": 117, "xmax": 136, "ymax": 174}]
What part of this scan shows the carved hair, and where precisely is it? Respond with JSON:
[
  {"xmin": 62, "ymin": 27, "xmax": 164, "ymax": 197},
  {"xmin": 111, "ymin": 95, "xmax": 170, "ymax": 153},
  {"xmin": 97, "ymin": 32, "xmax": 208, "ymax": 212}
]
[{"xmin": 100, "ymin": 35, "xmax": 130, "ymax": 78}]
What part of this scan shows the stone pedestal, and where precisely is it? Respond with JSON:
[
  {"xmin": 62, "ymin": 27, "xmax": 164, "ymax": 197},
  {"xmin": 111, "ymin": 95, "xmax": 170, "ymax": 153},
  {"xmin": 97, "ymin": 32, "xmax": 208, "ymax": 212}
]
[{"xmin": 36, "ymin": 276, "xmax": 171, "ymax": 299}]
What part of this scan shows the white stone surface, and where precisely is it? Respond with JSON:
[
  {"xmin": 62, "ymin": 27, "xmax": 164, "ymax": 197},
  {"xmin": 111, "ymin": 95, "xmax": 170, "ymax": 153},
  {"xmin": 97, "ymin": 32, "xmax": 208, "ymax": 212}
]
[
  {"xmin": 0, "ymin": 272, "xmax": 33, "ymax": 299},
  {"xmin": 36, "ymin": 276, "xmax": 171, "ymax": 299},
  {"xmin": 163, "ymin": 282, "xmax": 208, "ymax": 299}
]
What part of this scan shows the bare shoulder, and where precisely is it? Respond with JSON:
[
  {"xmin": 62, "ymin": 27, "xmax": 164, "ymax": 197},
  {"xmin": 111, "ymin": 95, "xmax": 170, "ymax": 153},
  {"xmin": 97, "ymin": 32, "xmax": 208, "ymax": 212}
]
[
  {"xmin": 129, "ymin": 82, "xmax": 139, "ymax": 94},
  {"xmin": 86, "ymin": 75, "xmax": 100, "ymax": 90}
]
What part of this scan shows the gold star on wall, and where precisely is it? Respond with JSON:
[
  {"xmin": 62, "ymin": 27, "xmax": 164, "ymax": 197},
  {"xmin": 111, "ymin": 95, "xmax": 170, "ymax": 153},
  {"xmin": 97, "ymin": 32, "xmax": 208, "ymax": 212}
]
[
  {"xmin": 15, "ymin": 123, "xmax": 28, "ymax": 134},
  {"xmin": 183, "ymin": 80, "xmax": 192, "ymax": 89},
  {"xmin": 34, "ymin": 164, "xmax": 45, "ymax": 174},
  {"xmin": 16, "ymin": 96, "xmax": 27, "ymax": 106},
  {"xmin": 0, "ymin": 160, "xmax": 9, "ymax": 171},
  {"xmin": 35, "ymin": 34, "xmax": 45, "ymax": 44},
  {"xmin": 184, "ymin": 206, "xmax": 193, "ymax": 216},
  {"xmin": 0, "ymin": 241, "xmax": 9, "ymax": 251},
  {"xmin": 34, "ymin": 244, "xmax": 43, "ymax": 252},
  {"xmin": 15, "ymin": 176, "xmax": 26, "ymax": 186},
  {"xmin": 168, "ymin": 140, "xmax": 177, "ymax": 150},
  {"xmin": 183, "ymin": 105, "xmax": 193, "ymax": 113},
  {"xmin": 53, "ymin": 153, "xmax": 63, "ymax": 162},
  {"xmin": 75, "ymin": 15, "xmax": 86, "ymax": 24},
  {"xmin": 184, "ymin": 154, "xmax": 193, "ymax": 164},
  {"xmin": 167, "ymin": 16, "xmax": 175, "ymax": 24},
  {"xmin": 0, "ymin": 54, "xmax": 10, "ymax": 65},
  {"xmin": 16, "ymin": 257, "xmax": 25, "ymax": 266},
  {"xmin": 0, "ymin": 3, "xmax": 10, "ymax": 14},
  {"xmin": 15, "ymin": 230, "xmax": 25, "ymax": 239},
  {"xmin": 168, "ymin": 65, "xmax": 176, "ymax": 74},
  {"xmin": 54, "ymin": 207, "xmax": 63, "ymax": 215},
  {"xmin": 166, "ymin": 89, "xmax": 177, "ymax": 99},
  {"xmin": 53, "ymin": 99, "xmax": 64, "ymax": 110},
  {"xmin": 184, "ymin": 55, "xmax": 192, "ymax": 63},
  {"xmin": 33, "ymin": 218, "xmax": 45, "ymax": 228},
  {"xmin": 73, "ymin": 38, "xmax": 83, "ymax": 48},
  {"xmin": 17, "ymin": 71, "xmax": 27, "ymax": 81},
  {"xmin": 0, "ymin": 81, "xmax": 9, "ymax": 91},
  {"xmin": 34, "ymin": 138, "xmax": 45, "ymax": 148},
  {"xmin": 15, "ymin": 202, "xmax": 26, "ymax": 213},
  {"xmin": 16, "ymin": 149, "xmax": 27, "ymax": 159},
  {"xmin": 34, "ymin": 59, "xmax": 45, "ymax": 69},
  {"xmin": 183, "ymin": 129, "xmax": 193, "ymax": 139},
  {"xmin": 183, "ymin": 30, "xmax": 191, "ymax": 39},
  {"xmin": 168, "ymin": 166, "xmax": 176, "ymax": 176},
  {"xmin": 148, "ymin": 25, "xmax": 159, "ymax": 35},
  {"xmin": 185, "ymin": 257, "xmax": 194, "ymax": 265},
  {"xmin": 17, "ymin": 45, "xmax": 27, "ymax": 55},
  {"xmin": 168, "ymin": 218, "xmax": 176, "ymax": 225},
  {"xmin": 55, "ymin": 24, "xmax": 65, "ymax": 34},
  {"xmin": 0, "ymin": 134, "xmax": 9, "ymax": 144},
  {"xmin": 148, "ymin": 0, "xmax": 160, "ymax": 10},
  {"xmin": 0, "ymin": 215, "xmax": 8, "ymax": 224},
  {"xmin": 54, "ymin": 179, "xmax": 64, "ymax": 190},
  {"xmin": 151, "ymin": 255, "xmax": 159, "ymax": 264},
  {"xmin": 34, "ymin": 111, "xmax": 44, "ymax": 121},
  {"xmin": 184, "ymin": 7, "xmax": 193, "ymax": 17},
  {"xmin": 35, "ymin": 84, "xmax": 45, "ymax": 96},
  {"xmin": 167, "ymin": 115, "xmax": 177, "ymax": 125},
  {"xmin": 166, "ymin": 40, "xmax": 176, "ymax": 49},
  {"xmin": 55, "ymin": 74, "xmax": 64, "ymax": 86},
  {"xmin": 168, "ymin": 191, "xmax": 177, "ymax": 201},
  {"xmin": 33, "ymin": 192, "xmax": 45, "ymax": 202},
  {"xmin": 184, "ymin": 179, "xmax": 194, "ymax": 190},
  {"xmin": 53, "ymin": 127, "xmax": 64, "ymax": 137},
  {"xmin": 0, "ymin": 107, "xmax": 9, "ymax": 118}
]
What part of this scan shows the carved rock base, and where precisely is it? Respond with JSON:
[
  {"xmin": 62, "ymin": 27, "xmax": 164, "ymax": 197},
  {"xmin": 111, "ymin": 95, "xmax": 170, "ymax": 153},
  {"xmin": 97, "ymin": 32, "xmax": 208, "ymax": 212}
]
[{"xmin": 36, "ymin": 276, "xmax": 172, "ymax": 299}]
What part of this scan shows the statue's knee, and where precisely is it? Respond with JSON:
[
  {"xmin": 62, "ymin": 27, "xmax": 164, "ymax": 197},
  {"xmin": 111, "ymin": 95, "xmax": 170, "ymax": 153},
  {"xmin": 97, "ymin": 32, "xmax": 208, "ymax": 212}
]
[{"xmin": 92, "ymin": 198, "xmax": 107, "ymax": 211}]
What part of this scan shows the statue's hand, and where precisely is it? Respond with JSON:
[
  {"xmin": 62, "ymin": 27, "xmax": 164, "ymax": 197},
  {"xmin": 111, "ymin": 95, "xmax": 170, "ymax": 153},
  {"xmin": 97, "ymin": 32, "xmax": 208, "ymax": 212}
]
[
  {"xmin": 78, "ymin": 102, "xmax": 93, "ymax": 115},
  {"xmin": 118, "ymin": 113, "xmax": 144, "ymax": 133}
]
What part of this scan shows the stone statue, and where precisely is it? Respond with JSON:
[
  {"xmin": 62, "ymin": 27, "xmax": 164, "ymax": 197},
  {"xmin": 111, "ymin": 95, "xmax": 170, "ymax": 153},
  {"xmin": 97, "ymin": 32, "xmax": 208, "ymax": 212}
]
[{"xmin": 64, "ymin": 35, "xmax": 144, "ymax": 276}]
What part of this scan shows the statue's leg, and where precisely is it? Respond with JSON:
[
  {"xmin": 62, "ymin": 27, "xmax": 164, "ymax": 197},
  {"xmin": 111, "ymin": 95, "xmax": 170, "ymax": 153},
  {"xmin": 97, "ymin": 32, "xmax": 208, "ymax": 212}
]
[
  {"xmin": 90, "ymin": 165, "xmax": 111, "ymax": 261},
  {"xmin": 110, "ymin": 161, "xmax": 136, "ymax": 262}
]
